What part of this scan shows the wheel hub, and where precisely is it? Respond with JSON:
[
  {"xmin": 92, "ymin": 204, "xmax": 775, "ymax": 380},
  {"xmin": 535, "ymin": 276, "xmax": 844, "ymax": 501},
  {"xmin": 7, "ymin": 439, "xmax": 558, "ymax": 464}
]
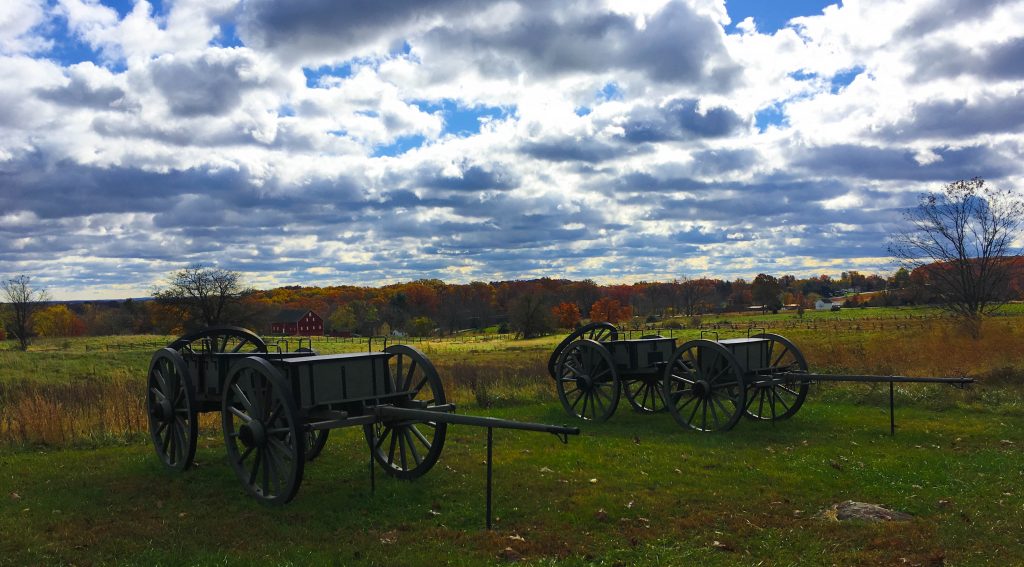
[
  {"xmin": 151, "ymin": 398, "xmax": 174, "ymax": 422},
  {"xmin": 692, "ymin": 380, "xmax": 712, "ymax": 398},
  {"xmin": 239, "ymin": 420, "xmax": 267, "ymax": 448},
  {"xmin": 575, "ymin": 374, "xmax": 593, "ymax": 390}
]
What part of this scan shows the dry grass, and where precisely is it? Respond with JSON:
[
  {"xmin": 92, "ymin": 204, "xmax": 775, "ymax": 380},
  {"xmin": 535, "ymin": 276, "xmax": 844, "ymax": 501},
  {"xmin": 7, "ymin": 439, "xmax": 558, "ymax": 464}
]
[
  {"xmin": 0, "ymin": 369, "xmax": 147, "ymax": 446},
  {"xmin": 2, "ymin": 318, "xmax": 1023, "ymax": 447}
]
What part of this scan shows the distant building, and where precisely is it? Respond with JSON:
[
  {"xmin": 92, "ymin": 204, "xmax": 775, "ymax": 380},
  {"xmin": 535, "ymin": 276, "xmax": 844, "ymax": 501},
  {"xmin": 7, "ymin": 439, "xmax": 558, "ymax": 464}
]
[
  {"xmin": 815, "ymin": 299, "xmax": 844, "ymax": 311},
  {"xmin": 271, "ymin": 309, "xmax": 324, "ymax": 336}
]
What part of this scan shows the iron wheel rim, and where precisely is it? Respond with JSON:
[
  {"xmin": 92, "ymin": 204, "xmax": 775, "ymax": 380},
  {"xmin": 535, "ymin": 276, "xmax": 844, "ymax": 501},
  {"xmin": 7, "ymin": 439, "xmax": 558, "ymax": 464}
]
[
  {"xmin": 555, "ymin": 339, "xmax": 620, "ymax": 422},
  {"xmin": 363, "ymin": 344, "xmax": 447, "ymax": 480},
  {"xmin": 547, "ymin": 322, "xmax": 618, "ymax": 380},
  {"xmin": 623, "ymin": 376, "xmax": 666, "ymax": 413},
  {"xmin": 222, "ymin": 357, "xmax": 304, "ymax": 504},
  {"xmin": 745, "ymin": 333, "xmax": 809, "ymax": 421},
  {"xmin": 169, "ymin": 326, "xmax": 268, "ymax": 355},
  {"xmin": 147, "ymin": 348, "xmax": 198, "ymax": 471}
]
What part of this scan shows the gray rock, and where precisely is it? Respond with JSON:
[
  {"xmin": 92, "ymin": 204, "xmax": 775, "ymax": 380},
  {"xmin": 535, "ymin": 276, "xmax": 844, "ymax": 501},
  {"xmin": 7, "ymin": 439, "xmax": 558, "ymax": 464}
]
[{"xmin": 820, "ymin": 500, "xmax": 913, "ymax": 522}]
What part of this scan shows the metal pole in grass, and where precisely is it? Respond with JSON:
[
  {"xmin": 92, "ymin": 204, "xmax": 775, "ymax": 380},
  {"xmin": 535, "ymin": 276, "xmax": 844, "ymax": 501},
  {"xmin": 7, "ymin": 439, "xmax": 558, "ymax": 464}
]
[
  {"xmin": 889, "ymin": 381, "xmax": 895, "ymax": 436},
  {"xmin": 486, "ymin": 427, "xmax": 493, "ymax": 529}
]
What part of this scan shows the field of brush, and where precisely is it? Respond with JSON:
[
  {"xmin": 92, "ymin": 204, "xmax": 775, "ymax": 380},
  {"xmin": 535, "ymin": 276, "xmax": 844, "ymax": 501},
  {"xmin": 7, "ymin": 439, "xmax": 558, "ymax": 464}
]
[{"xmin": 1, "ymin": 306, "xmax": 1023, "ymax": 565}]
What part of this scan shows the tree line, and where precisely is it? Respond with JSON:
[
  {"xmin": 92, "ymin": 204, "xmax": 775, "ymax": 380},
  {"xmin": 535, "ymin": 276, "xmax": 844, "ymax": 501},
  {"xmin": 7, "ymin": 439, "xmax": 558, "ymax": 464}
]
[{"xmin": 3, "ymin": 265, "xmax": 1008, "ymax": 345}]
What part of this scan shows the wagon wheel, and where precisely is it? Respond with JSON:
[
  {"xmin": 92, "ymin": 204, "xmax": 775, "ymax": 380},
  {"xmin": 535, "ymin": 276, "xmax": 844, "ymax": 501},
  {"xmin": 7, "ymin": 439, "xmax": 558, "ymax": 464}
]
[
  {"xmin": 745, "ymin": 333, "xmax": 810, "ymax": 421},
  {"xmin": 303, "ymin": 430, "xmax": 329, "ymax": 462},
  {"xmin": 222, "ymin": 357, "xmax": 304, "ymax": 504},
  {"xmin": 363, "ymin": 344, "xmax": 447, "ymax": 480},
  {"xmin": 622, "ymin": 334, "xmax": 667, "ymax": 413},
  {"xmin": 146, "ymin": 348, "xmax": 199, "ymax": 471},
  {"xmin": 555, "ymin": 339, "xmax": 620, "ymax": 421},
  {"xmin": 547, "ymin": 322, "xmax": 618, "ymax": 380},
  {"xmin": 623, "ymin": 376, "xmax": 666, "ymax": 413},
  {"xmin": 169, "ymin": 326, "xmax": 268, "ymax": 355},
  {"xmin": 662, "ymin": 340, "xmax": 746, "ymax": 433}
]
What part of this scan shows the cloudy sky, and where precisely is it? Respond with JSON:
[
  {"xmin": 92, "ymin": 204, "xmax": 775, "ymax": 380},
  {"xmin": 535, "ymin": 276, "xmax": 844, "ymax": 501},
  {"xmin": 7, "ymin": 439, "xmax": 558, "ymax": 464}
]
[{"xmin": 1, "ymin": 0, "xmax": 1022, "ymax": 299}]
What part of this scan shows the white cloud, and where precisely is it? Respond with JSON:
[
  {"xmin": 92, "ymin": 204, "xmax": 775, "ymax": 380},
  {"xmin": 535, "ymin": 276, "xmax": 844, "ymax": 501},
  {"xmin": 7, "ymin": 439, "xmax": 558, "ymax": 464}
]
[
  {"xmin": 1, "ymin": 0, "xmax": 1023, "ymax": 298},
  {"xmin": 0, "ymin": 0, "xmax": 51, "ymax": 54}
]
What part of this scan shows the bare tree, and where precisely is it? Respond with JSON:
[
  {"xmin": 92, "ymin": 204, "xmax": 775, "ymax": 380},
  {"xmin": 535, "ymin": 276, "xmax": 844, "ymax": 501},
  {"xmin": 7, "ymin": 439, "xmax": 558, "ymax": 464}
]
[
  {"xmin": 153, "ymin": 264, "xmax": 250, "ymax": 328},
  {"xmin": 508, "ymin": 288, "xmax": 554, "ymax": 339},
  {"xmin": 679, "ymin": 277, "xmax": 718, "ymax": 316},
  {"xmin": 889, "ymin": 178, "xmax": 1023, "ymax": 337},
  {"xmin": 1, "ymin": 275, "xmax": 50, "ymax": 350}
]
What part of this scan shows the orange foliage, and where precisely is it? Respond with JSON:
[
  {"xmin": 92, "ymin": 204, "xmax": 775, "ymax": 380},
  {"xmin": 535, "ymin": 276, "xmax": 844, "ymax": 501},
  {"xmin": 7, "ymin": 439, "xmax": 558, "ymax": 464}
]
[
  {"xmin": 589, "ymin": 297, "xmax": 632, "ymax": 324},
  {"xmin": 551, "ymin": 302, "xmax": 581, "ymax": 328}
]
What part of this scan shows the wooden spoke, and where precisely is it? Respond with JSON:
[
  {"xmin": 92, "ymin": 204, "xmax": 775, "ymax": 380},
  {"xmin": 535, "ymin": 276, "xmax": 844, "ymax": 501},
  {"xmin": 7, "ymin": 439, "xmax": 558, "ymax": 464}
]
[
  {"xmin": 555, "ymin": 339, "xmax": 620, "ymax": 422},
  {"xmin": 222, "ymin": 357, "xmax": 304, "ymax": 504},
  {"xmin": 745, "ymin": 334, "xmax": 810, "ymax": 421},
  {"xmin": 547, "ymin": 322, "xmax": 618, "ymax": 380},
  {"xmin": 365, "ymin": 345, "xmax": 448, "ymax": 479},
  {"xmin": 146, "ymin": 349, "xmax": 197, "ymax": 472},
  {"xmin": 663, "ymin": 340, "xmax": 746, "ymax": 433}
]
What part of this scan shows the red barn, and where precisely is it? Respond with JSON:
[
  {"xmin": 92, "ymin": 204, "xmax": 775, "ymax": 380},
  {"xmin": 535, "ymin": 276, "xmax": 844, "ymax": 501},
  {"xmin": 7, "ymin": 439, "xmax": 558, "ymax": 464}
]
[{"xmin": 271, "ymin": 309, "xmax": 324, "ymax": 336}]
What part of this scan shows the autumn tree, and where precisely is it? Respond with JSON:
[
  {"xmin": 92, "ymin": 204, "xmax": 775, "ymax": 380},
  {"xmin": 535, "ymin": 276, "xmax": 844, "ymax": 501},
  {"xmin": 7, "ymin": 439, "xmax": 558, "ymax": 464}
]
[
  {"xmin": 551, "ymin": 302, "xmax": 582, "ymax": 328},
  {"xmin": 409, "ymin": 316, "xmax": 435, "ymax": 337},
  {"xmin": 589, "ymin": 297, "xmax": 632, "ymax": 324},
  {"xmin": 890, "ymin": 178, "xmax": 1023, "ymax": 337},
  {"xmin": 33, "ymin": 304, "xmax": 86, "ymax": 337},
  {"xmin": 1, "ymin": 275, "xmax": 49, "ymax": 350},
  {"xmin": 329, "ymin": 300, "xmax": 379, "ymax": 335},
  {"xmin": 153, "ymin": 264, "xmax": 251, "ymax": 329}
]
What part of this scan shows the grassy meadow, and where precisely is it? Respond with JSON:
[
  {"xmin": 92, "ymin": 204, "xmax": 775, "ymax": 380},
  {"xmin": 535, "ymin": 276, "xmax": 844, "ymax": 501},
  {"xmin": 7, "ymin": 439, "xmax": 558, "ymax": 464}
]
[{"xmin": 1, "ymin": 306, "xmax": 1023, "ymax": 565}]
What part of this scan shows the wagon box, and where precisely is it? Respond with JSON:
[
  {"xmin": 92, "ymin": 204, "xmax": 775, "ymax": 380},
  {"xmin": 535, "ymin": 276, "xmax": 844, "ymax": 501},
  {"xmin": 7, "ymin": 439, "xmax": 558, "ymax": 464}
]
[
  {"xmin": 606, "ymin": 337, "xmax": 675, "ymax": 375},
  {"xmin": 717, "ymin": 338, "xmax": 770, "ymax": 374},
  {"xmin": 276, "ymin": 352, "xmax": 393, "ymax": 407}
]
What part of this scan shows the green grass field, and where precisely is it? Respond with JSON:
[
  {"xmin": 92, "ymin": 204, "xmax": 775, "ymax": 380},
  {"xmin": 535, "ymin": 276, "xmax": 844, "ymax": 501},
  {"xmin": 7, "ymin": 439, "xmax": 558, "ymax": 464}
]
[{"xmin": 2, "ymin": 315, "xmax": 1023, "ymax": 565}]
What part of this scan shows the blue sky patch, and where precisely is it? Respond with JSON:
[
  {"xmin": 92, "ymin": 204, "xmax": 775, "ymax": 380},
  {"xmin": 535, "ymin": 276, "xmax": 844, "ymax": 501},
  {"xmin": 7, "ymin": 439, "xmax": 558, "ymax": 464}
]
[
  {"xmin": 303, "ymin": 63, "xmax": 356, "ymax": 88},
  {"xmin": 105, "ymin": 0, "xmax": 164, "ymax": 19},
  {"xmin": 755, "ymin": 105, "xmax": 788, "ymax": 132},
  {"xmin": 789, "ymin": 70, "xmax": 818, "ymax": 81},
  {"xmin": 45, "ymin": 16, "xmax": 108, "ymax": 68},
  {"xmin": 597, "ymin": 82, "xmax": 623, "ymax": 102},
  {"xmin": 373, "ymin": 134, "xmax": 427, "ymax": 157},
  {"xmin": 727, "ymin": 0, "xmax": 837, "ymax": 33},
  {"xmin": 213, "ymin": 22, "xmax": 244, "ymax": 48},
  {"xmin": 830, "ymin": 66, "xmax": 865, "ymax": 93},
  {"xmin": 416, "ymin": 100, "xmax": 512, "ymax": 137}
]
